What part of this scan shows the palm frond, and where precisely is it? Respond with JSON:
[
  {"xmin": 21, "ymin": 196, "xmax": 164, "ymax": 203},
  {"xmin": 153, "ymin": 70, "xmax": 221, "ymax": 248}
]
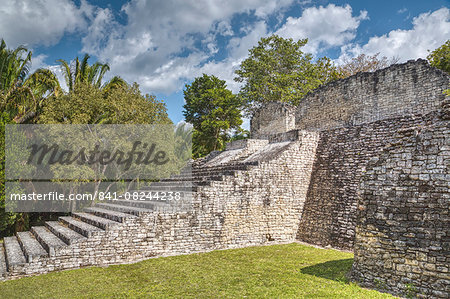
[
  {"xmin": 96, "ymin": 63, "xmax": 110, "ymax": 88},
  {"xmin": 57, "ymin": 59, "xmax": 73, "ymax": 92},
  {"xmin": 79, "ymin": 54, "xmax": 90, "ymax": 83},
  {"xmin": 102, "ymin": 76, "xmax": 127, "ymax": 93}
]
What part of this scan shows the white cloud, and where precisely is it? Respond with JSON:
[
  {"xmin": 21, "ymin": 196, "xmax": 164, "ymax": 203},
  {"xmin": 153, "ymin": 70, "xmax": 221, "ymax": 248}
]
[
  {"xmin": 195, "ymin": 4, "xmax": 368, "ymax": 93},
  {"xmin": 228, "ymin": 21, "xmax": 269, "ymax": 59},
  {"xmin": 139, "ymin": 52, "xmax": 208, "ymax": 93},
  {"xmin": 216, "ymin": 21, "xmax": 234, "ymax": 36},
  {"xmin": 275, "ymin": 4, "xmax": 368, "ymax": 55},
  {"xmin": 81, "ymin": 0, "xmax": 295, "ymax": 94},
  {"xmin": 81, "ymin": 7, "xmax": 116, "ymax": 55},
  {"xmin": 29, "ymin": 54, "xmax": 48, "ymax": 73},
  {"xmin": 242, "ymin": 117, "xmax": 250, "ymax": 131},
  {"xmin": 253, "ymin": 0, "xmax": 296, "ymax": 18},
  {"xmin": 0, "ymin": 0, "xmax": 93, "ymax": 47},
  {"xmin": 340, "ymin": 7, "xmax": 450, "ymax": 62},
  {"xmin": 198, "ymin": 58, "xmax": 244, "ymax": 93}
]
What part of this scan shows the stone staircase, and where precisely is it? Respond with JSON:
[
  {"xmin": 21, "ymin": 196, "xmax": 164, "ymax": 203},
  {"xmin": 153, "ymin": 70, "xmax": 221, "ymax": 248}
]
[
  {"xmin": 0, "ymin": 133, "xmax": 319, "ymax": 280},
  {"xmin": 0, "ymin": 198, "xmax": 169, "ymax": 279}
]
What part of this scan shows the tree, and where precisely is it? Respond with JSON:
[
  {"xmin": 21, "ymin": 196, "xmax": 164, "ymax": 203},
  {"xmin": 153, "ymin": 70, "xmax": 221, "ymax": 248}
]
[
  {"xmin": 36, "ymin": 82, "xmax": 172, "ymax": 214},
  {"xmin": 0, "ymin": 39, "xmax": 61, "ymax": 236},
  {"xmin": 39, "ymin": 82, "xmax": 170, "ymax": 125},
  {"xmin": 58, "ymin": 54, "xmax": 127, "ymax": 93},
  {"xmin": 0, "ymin": 39, "xmax": 60, "ymax": 123},
  {"xmin": 0, "ymin": 112, "xmax": 21, "ymax": 236},
  {"xmin": 183, "ymin": 74, "xmax": 244, "ymax": 158},
  {"xmin": 337, "ymin": 53, "xmax": 399, "ymax": 78},
  {"xmin": 427, "ymin": 40, "xmax": 450, "ymax": 74},
  {"xmin": 234, "ymin": 35, "xmax": 340, "ymax": 111}
]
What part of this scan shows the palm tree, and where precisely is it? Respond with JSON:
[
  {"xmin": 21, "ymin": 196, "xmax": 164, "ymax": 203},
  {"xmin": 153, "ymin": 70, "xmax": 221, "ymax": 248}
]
[
  {"xmin": 57, "ymin": 54, "xmax": 127, "ymax": 93},
  {"xmin": 0, "ymin": 39, "xmax": 61, "ymax": 123}
]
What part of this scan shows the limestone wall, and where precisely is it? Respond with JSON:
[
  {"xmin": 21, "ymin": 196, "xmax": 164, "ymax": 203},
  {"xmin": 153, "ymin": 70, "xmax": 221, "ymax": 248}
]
[
  {"xmin": 251, "ymin": 59, "xmax": 449, "ymax": 137},
  {"xmin": 296, "ymin": 112, "xmax": 433, "ymax": 250},
  {"xmin": 250, "ymin": 102, "xmax": 296, "ymax": 139},
  {"xmin": 295, "ymin": 59, "xmax": 449, "ymax": 130},
  {"xmin": 351, "ymin": 104, "xmax": 449, "ymax": 298}
]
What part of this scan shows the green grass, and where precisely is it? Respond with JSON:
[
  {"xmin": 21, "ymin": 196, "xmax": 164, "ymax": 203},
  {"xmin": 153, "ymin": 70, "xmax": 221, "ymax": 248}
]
[{"xmin": 0, "ymin": 243, "xmax": 393, "ymax": 298}]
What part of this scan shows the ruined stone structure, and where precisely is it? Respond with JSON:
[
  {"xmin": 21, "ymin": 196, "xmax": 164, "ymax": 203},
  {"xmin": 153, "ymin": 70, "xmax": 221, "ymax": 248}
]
[
  {"xmin": 1, "ymin": 59, "xmax": 448, "ymax": 298},
  {"xmin": 254, "ymin": 59, "xmax": 449, "ymax": 298},
  {"xmin": 0, "ymin": 132, "xmax": 320, "ymax": 280}
]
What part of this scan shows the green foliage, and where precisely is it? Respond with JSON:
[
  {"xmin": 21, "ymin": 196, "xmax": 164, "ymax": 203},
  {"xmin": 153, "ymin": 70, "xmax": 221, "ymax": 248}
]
[
  {"xmin": 39, "ymin": 82, "xmax": 170, "ymax": 125},
  {"xmin": 36, "ymin": 82, "xmax": 175, "ymax": 205},
  {"xmin": 0, "ymin": 243, "xmax": 393, "ymax": 298},
  {"xmin": 427, "ymin": 40, "xmax": 450, "ymax": 74},
  {"xmin": 234, "ymin": 35, "xmax": 340, "ymax": 111},
  {"xmin": 183, "ymin": 74, "xmax": 244, "ymax": 158},
  {"xmin": 174, "ymin": 123, "xmax": 193, "ymax": 161},
  {"xmin": 405, "ymin": 283, "xmax": 417, "ymax": 299},
  {"xmin": 0, "ymin": 39, "xmax": 60, "ymax": 236},
  {"xmin": 0, "ymin": 112, "xmax": 20, "ymax": 235},
  {"xmin": 0, "ymin": 39, "xmax": 60, "ymax": 123},
  {"xmin": 229, "ymin": 129, "xmax": 250, "ymax": 142},
  {"xmin": 57, "ymin": 54, "xmax": 127, "ymax": 93},
  {"xmin": 0, "ymin": 40, "xmax": 172, "ymax": 236}
]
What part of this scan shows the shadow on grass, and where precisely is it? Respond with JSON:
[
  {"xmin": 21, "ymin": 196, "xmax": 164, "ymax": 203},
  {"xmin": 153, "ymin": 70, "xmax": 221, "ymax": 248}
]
[{"xmin": 300, "ymin": 258, "xmax": 354, "ymax": 283}]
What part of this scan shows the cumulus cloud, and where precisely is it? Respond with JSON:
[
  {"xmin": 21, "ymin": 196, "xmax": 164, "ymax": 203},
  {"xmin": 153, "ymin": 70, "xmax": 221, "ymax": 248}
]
[
  {"xmin": 195, "ymin": 4, "xmax": 368, "ymax": 93},
  {"xmin": 29, "ymin": 54, "xmax": 48, "ymax": 73},
  {"xmin": 81, "ymin": 0, "xmax": 295, "ymax": 94},
  {"xmin": 81, "ymin": 7, "xmax": 116, "ymax": 55},
  {"xmin": 275, "ymin": 4, "xmax": 368, "ymax": 55},
  {"xmin": 0, "ymin": 0, "xmax": 93, "ymax": 47},
  {"xmin": 339, "ymin": 7, "xmax": 450, "ymax": 62},
  {"xmin": 84, "ymin": 2, "xmax": 368, "ymax": 95},
  {"xmin": 76, "ymin": 1, "xmax": 447, "ymax": 99}
]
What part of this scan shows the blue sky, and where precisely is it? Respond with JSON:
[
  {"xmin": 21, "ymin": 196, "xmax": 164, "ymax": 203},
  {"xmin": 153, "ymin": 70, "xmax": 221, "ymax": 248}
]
[{"xmin": 1, "ymin": 0, "xmax": 449, "ymax": 126}]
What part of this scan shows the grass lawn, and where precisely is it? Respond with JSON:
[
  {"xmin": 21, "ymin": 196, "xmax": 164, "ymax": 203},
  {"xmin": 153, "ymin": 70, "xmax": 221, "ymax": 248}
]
[{"xmin": 0, "ymin": 243, "xmax": 393, "ymax": 298}]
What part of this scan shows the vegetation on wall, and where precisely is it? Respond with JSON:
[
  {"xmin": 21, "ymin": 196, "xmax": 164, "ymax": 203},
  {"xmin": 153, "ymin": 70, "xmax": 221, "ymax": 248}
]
[
  {"xmin": 427, "ymin": 40, "xmax": 450, "ymax": 96},
  {"xmin": 337, "ymin": 53, "xmax": 399, "ymax": 78},
  {"xmin": 427, "ymin": 39, "xmax": 449, "ymax": 74}
]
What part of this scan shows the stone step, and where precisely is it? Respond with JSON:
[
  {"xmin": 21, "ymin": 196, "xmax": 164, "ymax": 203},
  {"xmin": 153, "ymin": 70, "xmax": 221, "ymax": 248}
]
[
  {"xmin": 176, "ymin": 169, "xmax": 237, "ymax": 178},
  {"xmin": 107, "ymin": 199, "xmax": 173, "ymax": 209},
  {"xmin": 31, "ymin": 226, "xmax": 66, "ymax": 257},
  {"xmin": 148, "ymin": 181, "xmax": 209, "ymax": 188},
  {"xmin": 123, "ymin": 186, "xmax": 198, "ymax": 193},
  {"xmin": 3, "ymin": 236, "xmax": 26, "ymax": 270},
  {"xmin": 59, "ymin": 216, "xmax": 103, "ymax": 238},
  {"xmin": 73, "ymin": 212, "xmax": 121, "ymax": 230},
  {"xmin": 162, "ymin": 175, "xmax": 224, "ymax": 182},
  {"xmin": 84, "ymin": 207, "xmax": 137, "ymax": 223},
  {"xmin": 194, "ymin": 161, "xmax": 259, "ymax": 172},
  {"xmin": 45, "ymin": 221, "xmax": 86, "ymax": 245},
  {"xmin": 95, "ymin": 203, "xmax": 154, "ymax": 216},
  {"xmin": 0, "ymin": 246, "xmax": 6, "ymax": 278},
  {"xmin": 118, "ymin": 190, "xmax": 192, "ymax": 202},
  {"xmin": 16, "ymin": 231, "xmax": 47, "ymax": 262}
]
